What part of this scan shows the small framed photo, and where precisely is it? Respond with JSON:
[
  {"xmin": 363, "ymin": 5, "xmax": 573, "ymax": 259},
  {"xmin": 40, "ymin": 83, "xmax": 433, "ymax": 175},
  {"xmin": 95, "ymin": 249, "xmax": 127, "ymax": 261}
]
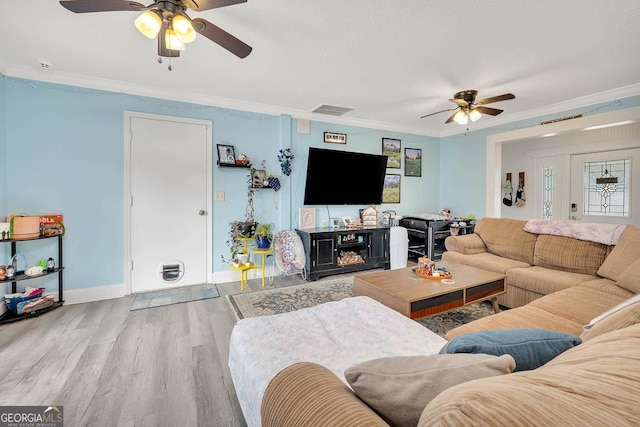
[
  {"xmin": 252, "ymin": 169, "xmax": 267, "ymax": 187},
  {"xmin": 217, "ymin": 144, "xmax": 236, "ymax": 165},
  {"xmin": 382, "ymin": 138, "xmax": 401, "ymax": 168},
  {"xmin": 330, "ymin": 218, "xmax": 341, "ymax": 229},
  {"xmin": 324, "ymin": 132, "xmax": 347, "ymax": 144},
  {"xmin": 341, "ymin": 217, "xmax": 352, "ymax": 226},
  {"xmin": 404, "ymin": 148, "xmax": 422, "ymax": 177},
  {"xmin": 383, "ymin": 174, "xmax": 401, "ymax": 203}
]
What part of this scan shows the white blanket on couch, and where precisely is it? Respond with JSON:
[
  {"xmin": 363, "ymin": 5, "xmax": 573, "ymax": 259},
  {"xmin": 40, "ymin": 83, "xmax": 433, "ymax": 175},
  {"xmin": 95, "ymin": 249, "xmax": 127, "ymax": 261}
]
[
  {"xmin": 524, "ymin": 219, "xmax": 626, "ymax": 245},
  {"xmin": 228, "ymin": 296, "xmax": 447, "ymax": 427}
]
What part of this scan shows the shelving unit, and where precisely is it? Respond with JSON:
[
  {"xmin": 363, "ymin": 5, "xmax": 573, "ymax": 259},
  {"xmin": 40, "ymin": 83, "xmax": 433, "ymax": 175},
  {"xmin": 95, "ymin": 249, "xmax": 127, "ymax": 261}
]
[
  {"xmin": 217, "ymin": 162, "xmax": 252, "ymax": 168},
  {"xmin": 0, "ymin": 234, "xmax": 64, "ymax": 323},
  {"xmin": 399, "ymin": 217, "xmax": 474, "ymax": 261}
]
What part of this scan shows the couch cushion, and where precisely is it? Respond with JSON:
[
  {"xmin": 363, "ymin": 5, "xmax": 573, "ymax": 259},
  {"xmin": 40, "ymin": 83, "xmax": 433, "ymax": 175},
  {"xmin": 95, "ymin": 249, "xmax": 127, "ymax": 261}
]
[
  {"xmin": 445, "ymin": 305, "xmax": 585, "ymax": 340},
  {"xmin": 528, "ymin": 285, "xmax": 627, "ymax": 326},
  {"xmin": 345, "ymin": 354, "xmax": 515, "ymax": 427},
  {"xmin": 475, "ymin": 218, "xmax": 537, "ymax": 265},
  {"xmin": 580, "ymin": 278, "xmax": 634, "ymax": 298},
  {"xmin": 580, "ymin": 297, "xmax": 640, "ymax": 341},
  {"xmin": 262, "ymin": 362, "xmax": 389, "ymax": 427},
  {"xmin": 419, "ymin": 323, "xmax": 640, "ymax": 427},
  {"xmin": 533, "ymin": 234, "xmax": 608, "ymax": 275},
  {"xmin": 617, "ymin": 258, "xmax": 640, "ymax": 294},
  {"xmin": 442, "ymin": 251, "xmax": 531, "ymax": 274},
  {"xmin": 507, "ymin": 266, "xmax": 595, "ymax": 295},
  {"xmin": 440, "ymin": 329, "xmax": 581, "ymax": 372},
  {"xmin": 597, "ymin": 224, "xmax": 640, "ymax": 281}
]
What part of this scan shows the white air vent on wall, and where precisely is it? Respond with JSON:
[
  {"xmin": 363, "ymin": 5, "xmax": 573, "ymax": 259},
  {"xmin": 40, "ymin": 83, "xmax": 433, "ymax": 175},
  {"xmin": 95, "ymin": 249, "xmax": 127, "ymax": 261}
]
[{"xmin": 311, "ymin": 104, "xmax": 354, "ymax": 116}]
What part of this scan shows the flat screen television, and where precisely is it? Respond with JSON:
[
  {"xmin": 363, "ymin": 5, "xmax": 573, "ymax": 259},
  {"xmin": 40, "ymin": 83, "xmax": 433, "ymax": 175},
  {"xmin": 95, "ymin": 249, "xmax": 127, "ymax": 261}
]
[{"xmin": 303, "ymin": 147, "xmax": 388, "ymax": 205}]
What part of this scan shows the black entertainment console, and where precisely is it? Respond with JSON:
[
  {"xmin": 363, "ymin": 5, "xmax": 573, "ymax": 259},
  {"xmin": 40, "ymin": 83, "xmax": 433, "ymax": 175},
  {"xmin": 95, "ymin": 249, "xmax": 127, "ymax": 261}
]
[{"xmin": 296, "ymin": 226, "xmax": 390, "ymax": 281}]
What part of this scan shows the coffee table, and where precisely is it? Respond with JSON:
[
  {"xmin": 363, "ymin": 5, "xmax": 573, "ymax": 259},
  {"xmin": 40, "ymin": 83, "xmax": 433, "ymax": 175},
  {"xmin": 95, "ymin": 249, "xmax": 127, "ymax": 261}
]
[{"xmin": 353, "ymin": 261, "xmax": 506, "ymax": 320}]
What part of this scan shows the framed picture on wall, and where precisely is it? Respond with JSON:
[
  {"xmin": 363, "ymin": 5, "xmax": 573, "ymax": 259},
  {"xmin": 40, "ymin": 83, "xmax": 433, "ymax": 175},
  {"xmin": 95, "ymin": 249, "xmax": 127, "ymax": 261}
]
[
  {"xmin": 382, "ymin": 138, "xmax": 401, "ymax": 168},
  {"xmin": 217, "ymin": 144, "xmax": 236, "ymax": 165},
  {"xmin": 404, "ymin": 148, "xmax": 422, "ymax": 177},
  {"xmin": 382, "ymin": 174, "xmax": 401, "ymax": 203},
  {"xmin": 324, "ymin": 132, "xmax": 347, "ymax": 144}
]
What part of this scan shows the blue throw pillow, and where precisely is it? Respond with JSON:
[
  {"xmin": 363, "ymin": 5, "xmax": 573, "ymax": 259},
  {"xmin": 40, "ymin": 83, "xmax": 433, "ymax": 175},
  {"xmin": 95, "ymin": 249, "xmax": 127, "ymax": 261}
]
[{"xmin": 439, "ymin": 329, "xmax": 582, "ymax": 372}]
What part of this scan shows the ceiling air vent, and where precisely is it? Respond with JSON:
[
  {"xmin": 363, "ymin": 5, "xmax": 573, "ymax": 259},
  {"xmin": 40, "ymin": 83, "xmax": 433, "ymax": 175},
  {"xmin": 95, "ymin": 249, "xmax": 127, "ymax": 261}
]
[{"xmin": 311, "ymin": 104, "xmax": 354, "ymax": 116}]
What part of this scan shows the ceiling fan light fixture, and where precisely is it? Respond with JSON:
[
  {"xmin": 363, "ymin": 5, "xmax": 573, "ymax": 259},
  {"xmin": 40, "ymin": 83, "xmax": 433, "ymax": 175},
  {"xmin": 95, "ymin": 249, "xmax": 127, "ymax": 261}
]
[
  {"xmin": 469, "ymin": 108, "xmax": 481, "ymax": 122},
  {"xmin": 172, "ymin": 14, "xmax": 197, "ymax": 44},
  {"xmin": 134, "ymin": 10, "xmax": 162, "ymax": 39},
  {"xmin": 453, "ymin": 110, "xmax": 468, "ymax": 125},
  {"xmin": 165, "ymin": 28, "xmax": 186, "ymax": 50}
]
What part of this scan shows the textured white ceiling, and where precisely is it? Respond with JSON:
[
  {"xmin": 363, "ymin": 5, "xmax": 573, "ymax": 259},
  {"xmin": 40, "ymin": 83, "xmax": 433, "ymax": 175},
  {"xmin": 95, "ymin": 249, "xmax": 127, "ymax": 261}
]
[{"xmin": 1, "ymin": 0, "xmax": 640, "ymax": 136}]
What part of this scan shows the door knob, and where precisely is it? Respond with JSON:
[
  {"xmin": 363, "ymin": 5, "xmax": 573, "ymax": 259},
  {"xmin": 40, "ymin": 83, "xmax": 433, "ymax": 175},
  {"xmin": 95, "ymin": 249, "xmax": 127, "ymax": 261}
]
[{"xmin": 199, "ymin": 210, "xmax": 206, "ymax": 216}]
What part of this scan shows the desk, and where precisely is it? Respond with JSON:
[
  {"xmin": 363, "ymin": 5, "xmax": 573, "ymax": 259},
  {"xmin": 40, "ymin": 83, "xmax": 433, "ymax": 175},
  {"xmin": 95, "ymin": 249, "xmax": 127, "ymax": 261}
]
[{"xmin": 230, "ymin": 262, "xmax": 254, "ymax": 292}]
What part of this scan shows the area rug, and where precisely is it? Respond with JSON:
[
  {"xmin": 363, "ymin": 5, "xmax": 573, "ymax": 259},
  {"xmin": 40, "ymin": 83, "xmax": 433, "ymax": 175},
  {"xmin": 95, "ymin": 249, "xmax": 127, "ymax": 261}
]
[
  {"xmin": 226, "ymin": 277, "xmax": 496, "ymax": 336},
  {"xmin": 130, "ymin": 283, "xmax": 220, "ymax": 311}
]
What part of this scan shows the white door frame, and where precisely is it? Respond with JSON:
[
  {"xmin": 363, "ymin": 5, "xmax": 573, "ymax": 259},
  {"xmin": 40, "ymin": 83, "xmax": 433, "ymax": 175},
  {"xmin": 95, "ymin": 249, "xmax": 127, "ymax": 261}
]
[
  {"xmin": 486, "ymin": 106, "xmax": 640, "ymax": 218},
  {"xmin": 124, "ymin": 111, "xmax": 213, "ymax": 295}
]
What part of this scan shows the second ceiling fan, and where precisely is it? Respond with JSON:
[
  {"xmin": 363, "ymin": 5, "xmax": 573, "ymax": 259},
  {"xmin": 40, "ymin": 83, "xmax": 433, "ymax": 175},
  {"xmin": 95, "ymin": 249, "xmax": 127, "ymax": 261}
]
[{"xmin": 421, "ymin": 90, "xmax": 515, "ymax": 124}]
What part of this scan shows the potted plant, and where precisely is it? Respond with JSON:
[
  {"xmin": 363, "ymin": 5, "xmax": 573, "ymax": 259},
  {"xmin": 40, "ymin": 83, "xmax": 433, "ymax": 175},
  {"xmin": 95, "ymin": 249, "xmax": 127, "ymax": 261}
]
[{"xmin": 255, "ymin": 222, "xmax": 274, "ymax": 249}]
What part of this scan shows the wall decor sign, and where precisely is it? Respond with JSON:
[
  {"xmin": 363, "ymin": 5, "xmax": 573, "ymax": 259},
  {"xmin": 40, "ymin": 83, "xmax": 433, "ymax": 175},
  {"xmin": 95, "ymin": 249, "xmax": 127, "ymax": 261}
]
[
  {"xmin": 404, "ymin": 148, "xmax": 422, "ymax": 177},
  {"xmin": 324, "ymin": 132, "xmax": 347, "ymax": 144},
  {"xmin": 217, "ymin": 144, "xmax": 236, "ymax": 165},
  {"xmin": 382, "ymin": 138, "xmax": 401, "ymax": 168},
  {"xmin": 382, "ymin": 174, "xmax": 401, "ymax": 203}
]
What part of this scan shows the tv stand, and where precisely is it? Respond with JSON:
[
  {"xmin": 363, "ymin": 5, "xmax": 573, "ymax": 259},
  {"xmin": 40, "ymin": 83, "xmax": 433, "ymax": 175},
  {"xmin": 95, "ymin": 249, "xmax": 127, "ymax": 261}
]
[{"xmin": 296, "ymin": 226, "xmax": 390, "ymax": 281}]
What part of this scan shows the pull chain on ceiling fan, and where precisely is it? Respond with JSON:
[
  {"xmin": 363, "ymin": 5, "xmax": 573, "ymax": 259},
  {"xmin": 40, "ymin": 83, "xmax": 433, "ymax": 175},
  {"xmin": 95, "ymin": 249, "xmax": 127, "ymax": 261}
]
[
  {"xmin": 59, "ymin": 0, "xmax": 252, "ymax": 64},
  {"xmin": 420, "ymin": 90, "xmax": 515, "ymax": 125}
]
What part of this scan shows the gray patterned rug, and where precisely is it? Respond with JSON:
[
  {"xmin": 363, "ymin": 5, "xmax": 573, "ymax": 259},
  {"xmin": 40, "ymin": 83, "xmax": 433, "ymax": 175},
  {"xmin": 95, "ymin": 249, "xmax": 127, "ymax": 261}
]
[
  {"xmin": 130, "ymin": 283, "xmax": 220, "ymax": 311},
  {"xmin": 226, "ymin": 277, "xmax": 495, "ymax": 337}
]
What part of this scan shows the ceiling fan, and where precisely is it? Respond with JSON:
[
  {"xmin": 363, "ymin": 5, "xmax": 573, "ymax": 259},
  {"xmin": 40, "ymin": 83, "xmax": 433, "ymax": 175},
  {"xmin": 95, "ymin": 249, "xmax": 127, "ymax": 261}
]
[
  {"xmin": 420, "ymin": 90, "xmax": 515, "ymax": 125},
  {"xmin": 59, "ymin": 0, "xmax": 252, "ymax": 60}
]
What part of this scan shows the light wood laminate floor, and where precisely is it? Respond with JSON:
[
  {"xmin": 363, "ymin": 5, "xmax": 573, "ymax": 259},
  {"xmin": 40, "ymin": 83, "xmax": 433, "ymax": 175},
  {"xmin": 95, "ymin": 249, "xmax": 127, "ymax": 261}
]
[{"xmin": 0, "ymin": 273, "xmax": 310, "ymax": 427}]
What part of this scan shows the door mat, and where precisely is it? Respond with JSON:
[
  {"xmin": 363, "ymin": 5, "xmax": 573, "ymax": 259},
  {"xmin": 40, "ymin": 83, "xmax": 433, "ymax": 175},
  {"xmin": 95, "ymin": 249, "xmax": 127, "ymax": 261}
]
[
  {"xmin": 226, "ymin": 278, "xmax": 496, "ymax": 336},
  {"xmin": 130, "ymin": 283, "xmax": 220, "ymax": 311}
]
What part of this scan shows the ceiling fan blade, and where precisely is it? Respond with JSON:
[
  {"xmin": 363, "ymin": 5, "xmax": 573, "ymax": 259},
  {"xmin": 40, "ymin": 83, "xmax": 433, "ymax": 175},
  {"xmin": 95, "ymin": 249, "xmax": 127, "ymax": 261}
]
[
  {"xmin": 193, "ymin": 18, "xmax": 252, "ymax": 58},
  {"xmin": 158, "ymin": 22, "xmax": 181, "ymax": 58},
  {"xmin": 475, "ymin": 106, "xmax": 503, "ymax": 116},
  {"xmin": 444, "ymin": 111, "xmax": 458, "ymax": 124},
  {"xmin": 182, "ymin": 0, "xmax": 246, "ymax": 12},
  {"xmin": 59, "ymin": 0, "xmax": 145, "ymax": 13},
  {"xmin": 420, "ymin": 108, "xmax": 456, "ymax": 119},
  {"xmin": 475, "ymin": 93, "xmax": 515, "ymax": 106},
  {"xmin": 449, "ymin": 98, "xmax": 468, "ymax": 107}
]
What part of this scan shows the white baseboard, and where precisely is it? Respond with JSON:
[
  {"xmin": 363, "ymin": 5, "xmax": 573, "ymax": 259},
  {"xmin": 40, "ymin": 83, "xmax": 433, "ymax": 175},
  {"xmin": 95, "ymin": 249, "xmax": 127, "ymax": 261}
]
[{"xmin": 64, "ymin": 283, "xmax": 126, "ymax": 305}]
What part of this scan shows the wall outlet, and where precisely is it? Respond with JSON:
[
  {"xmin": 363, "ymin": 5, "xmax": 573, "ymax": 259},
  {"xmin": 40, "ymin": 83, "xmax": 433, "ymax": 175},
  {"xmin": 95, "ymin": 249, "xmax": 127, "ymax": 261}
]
[{"xmin": 215, "ymin": 192, "xmax": 225, "ymax": 201}]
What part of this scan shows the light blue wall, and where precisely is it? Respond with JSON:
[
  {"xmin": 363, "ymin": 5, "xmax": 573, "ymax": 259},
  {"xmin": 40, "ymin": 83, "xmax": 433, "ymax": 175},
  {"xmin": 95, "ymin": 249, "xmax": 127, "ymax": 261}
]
[
  {"xmin": 2, "ymin": 76, "xmax": 434, "ymax": 293},
  {"xmin": 439, "ymin": 95, "xmax": 640, "ymax": 219},
  {"xmin": 0, "ymin": 75, "xmax": 6, "ymax": 218}
]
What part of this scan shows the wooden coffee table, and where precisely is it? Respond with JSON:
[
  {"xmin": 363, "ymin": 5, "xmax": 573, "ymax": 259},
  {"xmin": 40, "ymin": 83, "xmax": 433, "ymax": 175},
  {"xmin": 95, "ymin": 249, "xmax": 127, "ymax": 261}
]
[{"xmin": 353, "ymin": 261, "xmax": 506, "ymax": 320}]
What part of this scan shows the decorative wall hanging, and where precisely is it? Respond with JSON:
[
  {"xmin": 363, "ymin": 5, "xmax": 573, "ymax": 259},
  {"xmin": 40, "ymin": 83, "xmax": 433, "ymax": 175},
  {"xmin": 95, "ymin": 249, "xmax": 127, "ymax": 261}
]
[
  {"xmin": 324, "ymin": 132, "xmax": 347, "ymax": 144},
  {"xmin": 404, "ymin": 148, "xmax": 422, "ymax": 177},
  {"xmin": 515, "ymin": 172, "xmax": 526, "ymax": 207},
  {"xmin": 383, "ymin": 174, "xmax": 401, "ymax": 203},
  {"xmin": 502, "ymin": 172, "xmax": 513, "ymax": 206},
  {"xmin": 382, "ymin": 138, "xmax": 401, "ymax": 169},
  {"xmin": 278, "ymin": 149, "xmax": 294, "ymax": 176},
  {"xmin": 217, "ymin": 144, "xmax": 236, "ymax": 165}
]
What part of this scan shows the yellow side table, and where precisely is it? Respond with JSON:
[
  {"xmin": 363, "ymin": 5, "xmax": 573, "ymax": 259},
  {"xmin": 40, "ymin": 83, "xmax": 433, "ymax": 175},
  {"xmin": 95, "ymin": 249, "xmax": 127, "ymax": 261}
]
[
  {"xmin": 238, "ymin": 237, "xmax": 254, "ymax": 253},
  {"xmin": 230, "ymin": 261, "xmax": 254, "ymax": 292},
  {"xmin": 252, "ymin": 247, "xmax": 274, "ymax": 287}
]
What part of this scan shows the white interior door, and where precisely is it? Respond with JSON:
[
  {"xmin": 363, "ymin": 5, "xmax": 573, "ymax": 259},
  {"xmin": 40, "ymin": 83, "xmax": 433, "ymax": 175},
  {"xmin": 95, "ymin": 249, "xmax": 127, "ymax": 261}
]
[
  {"xmin": 533, "ymin": 155, "xmax": 565, "ymax": 220},
  {"xmin": 127, "ymin": 113, "xmax": 212, "ymax": 293},
  {"xmin": 570, "ymin": 149, "xmax": 639, "ymax": 225}
]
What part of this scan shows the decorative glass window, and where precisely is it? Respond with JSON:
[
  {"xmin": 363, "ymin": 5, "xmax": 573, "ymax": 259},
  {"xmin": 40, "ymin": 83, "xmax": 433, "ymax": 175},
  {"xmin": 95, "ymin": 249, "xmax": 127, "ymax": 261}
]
[
  {"xmin": 542, "ymin": 166, "xmax": 553, "ymax": 220},
  {"xmin": 583, "ymin": 159, "xmax": 630, "ymax": 217}
]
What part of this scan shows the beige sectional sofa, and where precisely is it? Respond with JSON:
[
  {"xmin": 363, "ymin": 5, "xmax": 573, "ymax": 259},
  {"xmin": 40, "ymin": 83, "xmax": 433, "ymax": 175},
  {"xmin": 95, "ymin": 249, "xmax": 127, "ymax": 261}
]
[{"xmin": 442, "ymin": 218, "xmax": 640, "ymax": 339}]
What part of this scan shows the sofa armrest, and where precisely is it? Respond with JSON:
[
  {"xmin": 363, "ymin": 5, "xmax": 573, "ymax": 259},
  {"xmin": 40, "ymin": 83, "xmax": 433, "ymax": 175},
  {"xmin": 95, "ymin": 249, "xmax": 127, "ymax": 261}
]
[
  {"xmin": 444, "ymin": 233, "xmax": 487, "ymax": 255},
  {"xmin": 261, "ymin": 362, "xmax": 389, "ymax": 427}
]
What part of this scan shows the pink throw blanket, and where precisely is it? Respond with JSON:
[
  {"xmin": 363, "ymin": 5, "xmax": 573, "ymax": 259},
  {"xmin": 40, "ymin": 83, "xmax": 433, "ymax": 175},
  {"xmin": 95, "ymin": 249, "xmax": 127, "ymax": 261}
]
[{"xmin": 524, "ymin": 219, "xmax": 626, "ymax": 245}]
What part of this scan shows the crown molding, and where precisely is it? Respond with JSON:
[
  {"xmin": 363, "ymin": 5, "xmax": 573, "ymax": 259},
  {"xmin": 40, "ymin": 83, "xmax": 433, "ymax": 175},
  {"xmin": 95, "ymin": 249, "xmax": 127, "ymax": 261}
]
[
  {"xmin": 3, "ymin": 65, "xmax": 438, "ymax": 138},
  {"xmin": 439, "ymin": 83, "xmax": 640, "ymax": 138}
]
